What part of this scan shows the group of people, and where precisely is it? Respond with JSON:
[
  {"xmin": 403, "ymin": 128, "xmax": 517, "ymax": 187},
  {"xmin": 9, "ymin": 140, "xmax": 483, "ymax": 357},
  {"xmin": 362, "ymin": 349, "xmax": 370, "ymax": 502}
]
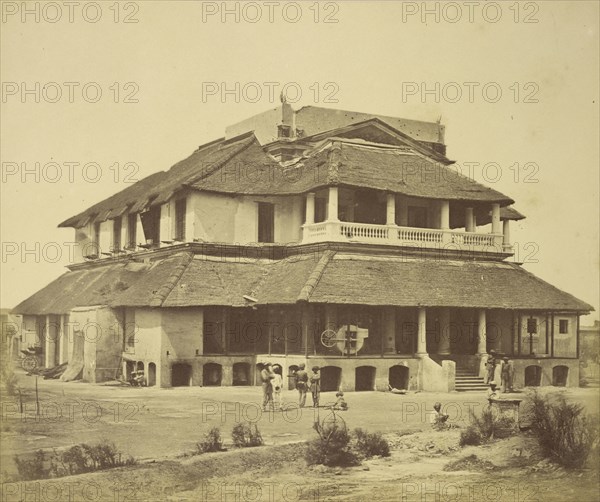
[
  {"xmin": 259, "ymin": 363, "xmax": 348, "ymax": 411},
  {"xmin": 485, "ymin": 350, "xmax": 514, "ymax": 393}
]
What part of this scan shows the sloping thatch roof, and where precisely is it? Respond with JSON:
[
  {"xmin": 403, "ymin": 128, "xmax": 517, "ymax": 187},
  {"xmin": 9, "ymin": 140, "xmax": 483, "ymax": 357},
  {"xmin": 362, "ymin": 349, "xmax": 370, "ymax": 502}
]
[
  {"xmin": 307, "ymin": 254, "xmax": 593, "ymax": 311},
  {"xmin": 58, "ymin": 134, "xmax": 256, "ymax": 228},
  {"xmin": 59, "ymin": 128, "xmax": 515, "ymax": 229},
  {"xmin": 12, "ymin": 251, "xmax": 592, "ymax": 314}
]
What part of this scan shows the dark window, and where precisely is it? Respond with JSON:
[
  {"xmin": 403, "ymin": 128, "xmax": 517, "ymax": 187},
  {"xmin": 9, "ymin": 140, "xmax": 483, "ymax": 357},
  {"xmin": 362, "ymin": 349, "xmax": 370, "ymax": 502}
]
[
  {"xmin": 140, "ymin": 205, "xmax": 160, "ymax": 244},
  {"xmin": 127, "ymin": 213, "xmax": 137, "ymax": 248},
  {"xmin": 175, "ymin": 198, "xmax": 186, "ymax": 241},
  {"xmin": 407, "ymin": 206, "xmax": 428, "ymax": 228},
  {"xmin": 258, "ymin": 202, "xmax": 274, "ymax": 243},
  {"xmin": 315, "ymin": 198, "xmax": 327, "ymax": 223},
  {"xmin": 112, "ymin": 217, "xmax": 121, "ymax": 252},
  {"xmin": 559, "ymin": 319, "xmax": 569, "ymax": 334}
]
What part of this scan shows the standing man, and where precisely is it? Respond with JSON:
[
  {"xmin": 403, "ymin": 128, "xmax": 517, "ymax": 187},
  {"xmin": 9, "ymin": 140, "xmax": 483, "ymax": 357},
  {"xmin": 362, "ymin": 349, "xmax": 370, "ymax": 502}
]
[
  {"xmin": 485, "ymin": 350, "xmax": 497, "ymax": 384},
  {"xmin": 295, "ymin": 363, "xmax": 309, "ymax": 408},
  {"xmin": 501, "ymin": 357, "xmax": 514, "ymax": 393},
  {"xmin": 260, "ymin": 363, "xmax": 274, "ymax": 411},
  {"xmin": 309, "ymin": 366, "xmax": 321, "ymax": 408}
]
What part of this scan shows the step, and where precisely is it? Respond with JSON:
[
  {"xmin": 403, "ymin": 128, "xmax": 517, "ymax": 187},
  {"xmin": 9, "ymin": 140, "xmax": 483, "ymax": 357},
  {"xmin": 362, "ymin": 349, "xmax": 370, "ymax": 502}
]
[{"xmin": 456, "ymin": 384, "xmax": 489, "ymax": 390}]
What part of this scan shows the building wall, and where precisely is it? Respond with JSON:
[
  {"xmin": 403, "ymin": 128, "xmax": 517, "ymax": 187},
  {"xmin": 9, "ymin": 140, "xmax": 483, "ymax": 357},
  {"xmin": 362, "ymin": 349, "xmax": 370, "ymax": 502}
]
[
  {"xmin": 188, "ymin": 192, "xmax": 303, "ymax": 245},
  {"xmin": 70, "ymin": 306, "xmax": 122, "ymax": 383},
  {"xmin": 160, "ymin": 308, "xmax": 204, "ymax": 386}
]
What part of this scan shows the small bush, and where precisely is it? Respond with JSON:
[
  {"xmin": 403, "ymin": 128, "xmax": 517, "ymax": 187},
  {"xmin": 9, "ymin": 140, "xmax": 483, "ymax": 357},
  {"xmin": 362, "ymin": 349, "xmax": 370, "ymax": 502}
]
[
  {"xmin": 459, "ymin": 408, "xmax": 516, "ymax": 446},
  {"xmin": 529, "ymin": 391, "xmax": 598, "ymax": 469},
  {"xmin": 306, "ymin": 422, "xmax": 359, "ymax": 467},
  {"xmin": 197, "ymin": 427, "xmax": 224, "ymax": 453},
  {"xmin": 232, "ymin": 423, "xmax": 264, "ymax": 448},
  {"xmin": 459, "ymin": 427, "xmax": 484, "ymax": 446},
  {"xmin": 1, "ymin": 364, "xmax": 19, "ymax": 397},
  {"xmin": 353, "ymin": 428, "xmax": 390, "ymax": 458},
  {"xmin": 14, "ymin": 450, "xmax": 48, "ymax": 481},
  {"xmin": 13, "ymin": 442, "xmax": 135, "ymax": 481}
]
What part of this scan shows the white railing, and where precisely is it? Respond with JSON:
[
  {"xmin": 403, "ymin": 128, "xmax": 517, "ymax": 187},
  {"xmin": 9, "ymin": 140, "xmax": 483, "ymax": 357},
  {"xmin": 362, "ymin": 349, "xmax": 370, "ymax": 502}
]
[{"xmin": 302, "ymin": 221, "xmax": 505, "ymax": 253}]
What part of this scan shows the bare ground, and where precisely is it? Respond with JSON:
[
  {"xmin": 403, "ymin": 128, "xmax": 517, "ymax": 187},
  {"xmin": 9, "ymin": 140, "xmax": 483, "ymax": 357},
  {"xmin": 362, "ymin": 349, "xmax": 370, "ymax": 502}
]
[{"xmin": 1, "ymin": 369, "xmax": 599, "ymax": 501}]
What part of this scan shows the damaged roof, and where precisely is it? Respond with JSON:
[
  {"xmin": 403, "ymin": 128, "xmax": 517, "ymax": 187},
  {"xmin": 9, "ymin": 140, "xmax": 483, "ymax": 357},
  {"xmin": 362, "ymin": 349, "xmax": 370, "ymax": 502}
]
[
  {"xmin": 12, "ymin": 250, "xmax": 593, "ymax": 314},
  {"xmin": 59, "ymin": 125, "xmax": 515, "ymax": 229}
]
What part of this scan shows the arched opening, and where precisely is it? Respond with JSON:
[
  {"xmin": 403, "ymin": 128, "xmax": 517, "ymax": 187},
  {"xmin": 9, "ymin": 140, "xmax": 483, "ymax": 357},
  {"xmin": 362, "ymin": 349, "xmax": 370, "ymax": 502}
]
[
  {"xmin": 288, "ymin": 365, "xmax": 299, "ymax": 390},
  {"xmin": 232, "ymin": 362, "xmax": 251, "ymax": 386},
  {"xmin": 389, "ymin": 365, "xmax": 410, "ymax": 390},
  {"xmin": 136, "ymin": 361, "xmax": 144, "ymax": 371},
  {"xmin": 320, "ymin": 366, "xmax": 342, "ymax": 392},
  {"xmin": 552, "ymin": 365, "xmax": 569, "ymax": 387},
  {"xmin": 171, "ymin": 363, "xmax": 192, "ymax": 387},
  {"xmin": 355, "ymin": 366, "xmax": 376, "ymax": 391},
  {"xmin": 524, "ymin": 365, "xmax": 542, "ymax": 387},
  {"xmin": 147, "ymin": 362, "xmax": 156, "ymax": 387},
  {"xmin": 203, "ymin": 363, "xmax": 222, "ymax": 386}
]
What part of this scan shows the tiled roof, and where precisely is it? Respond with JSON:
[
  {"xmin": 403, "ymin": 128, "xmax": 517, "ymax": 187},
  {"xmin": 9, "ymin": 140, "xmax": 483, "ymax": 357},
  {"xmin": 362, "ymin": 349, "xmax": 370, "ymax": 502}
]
[
  {"xmin": 12, "ymin": 250, "xmax": 592, "ymax": 314},
  {"xmin": 189, "ymin": 139, "xmax": 513, "ymax": 204},
  {"xmin": 308, "ymin": 254, "xmax": 593, "ymax": 311},
  {"xmin": 58, "ymin": 134, "xmax": 256, "ymax": 228},
  {"xmin": 59, "ymin": 125, "xmax": 514, "ymax": 229},
  {"xmin": 11, "ymin": 259, "xmax": 153, "ymax": 315}
]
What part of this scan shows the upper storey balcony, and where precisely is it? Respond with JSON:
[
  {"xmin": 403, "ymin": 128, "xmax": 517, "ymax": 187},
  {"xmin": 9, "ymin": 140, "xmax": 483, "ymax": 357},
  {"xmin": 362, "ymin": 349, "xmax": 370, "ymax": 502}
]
[{"xmin": 300, "ymin": 187, "xmax": 514, "ymax": 255}]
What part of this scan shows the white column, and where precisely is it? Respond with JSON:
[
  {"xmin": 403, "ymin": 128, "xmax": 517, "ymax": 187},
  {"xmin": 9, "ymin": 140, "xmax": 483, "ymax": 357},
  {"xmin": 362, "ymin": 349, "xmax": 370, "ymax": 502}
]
[
  {"xmin": 477, "ymin": 310, "xmax": 487, "ymax": 355},
  {"xmin": 440, "ymin": 200, "xmax": 450, "ymax": 229},
  {"xmin": 503, "ymin": 220, "xmax": 511, "ymax": 249},
  {"xmin": 386, "ymin": 193, "xmax": 396, "ymax": 225},
  {"xmin": 327, "ymin": 187, "xmax": 339, "ymax": 221},
  {"xmin": 305, "ymin": 193, "xmax": 315, "ymax": 224},
  {"xmin": 491, "ymin": 203, "xmax": 501, "ymax": 234},
  {"xmin": 417, "ymin": 307, "xmax": 427, "ymax": 356},
  {"xmin": 465, "ymin": 207, "xmax": 475, "ymax": 232},
  {"xmin": 44, "ymin": 315, "xmax": 56, "ymax": 368}
]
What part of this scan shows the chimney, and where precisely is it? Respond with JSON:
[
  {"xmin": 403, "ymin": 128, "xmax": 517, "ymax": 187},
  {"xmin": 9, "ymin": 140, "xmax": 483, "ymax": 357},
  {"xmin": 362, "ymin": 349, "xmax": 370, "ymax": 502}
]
[{"xmin": 277, "ymin": 93, "xmax": 295, "ymax": 139}]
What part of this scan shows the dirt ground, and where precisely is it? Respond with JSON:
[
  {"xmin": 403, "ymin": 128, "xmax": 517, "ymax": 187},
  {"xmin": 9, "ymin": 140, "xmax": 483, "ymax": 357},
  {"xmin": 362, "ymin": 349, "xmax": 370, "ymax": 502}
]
[{"xmin": 1, "ymin": 368, "xmax": 599, "ymax": 501}]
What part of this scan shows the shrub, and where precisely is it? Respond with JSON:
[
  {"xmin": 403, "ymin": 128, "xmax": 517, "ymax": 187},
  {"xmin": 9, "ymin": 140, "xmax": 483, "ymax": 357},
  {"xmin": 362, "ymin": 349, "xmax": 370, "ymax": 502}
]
[
  {"xmin": 1, "ymin": 364, "xmax": 19, "ymax": 397},
  {"xmin": 353, "ymin": 428, "xmax": 390, "ymax": 458},
  {"xmin": 231, "ymin": 423, "xmax": 263, "ymax": 448},
  {"xmin": 306, "ymin": 422, "xmax": 359, "ymax": 467},
  {"xmin": 529, "ymin": 391, "xmax": 598, "ymax": 469},
  {"xmin": 197, "ymin": 427, "xmax": 224, "ymax": 453},
  {"xmin": 459, "ymin": 426, "xmax": 483, "ymax": 446},
  {"xmin": 14, "ymin": 443, "xmax": 135, "ymax": 481},
  {"xmin": 459, "ymin": 408, "xmax": 516, "ymax": 446},
  {"xmin": 14, "ymin": 450, "xmax": 49, "ymax": 481}
]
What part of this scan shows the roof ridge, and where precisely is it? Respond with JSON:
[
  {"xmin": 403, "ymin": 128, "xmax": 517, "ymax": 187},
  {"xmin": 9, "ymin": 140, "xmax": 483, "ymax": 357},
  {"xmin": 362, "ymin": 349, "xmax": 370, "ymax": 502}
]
[
  {"xmin": 149, "ymin": 252, "xmax": 194, "ymax": 307},
  {"xmin": 297, "ymin": 250, "xmax": 335, "ymax": 302},
  {"xmin": 247, "ymin": 264, "xmax": 272, "ymax": 300}
]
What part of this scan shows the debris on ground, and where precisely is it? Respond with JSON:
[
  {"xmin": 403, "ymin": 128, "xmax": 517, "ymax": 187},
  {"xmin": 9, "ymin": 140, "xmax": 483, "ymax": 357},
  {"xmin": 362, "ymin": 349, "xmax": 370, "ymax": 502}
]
[{"xmin": 443, "ymin": 454, "xmax": 496, "ymax": 472}]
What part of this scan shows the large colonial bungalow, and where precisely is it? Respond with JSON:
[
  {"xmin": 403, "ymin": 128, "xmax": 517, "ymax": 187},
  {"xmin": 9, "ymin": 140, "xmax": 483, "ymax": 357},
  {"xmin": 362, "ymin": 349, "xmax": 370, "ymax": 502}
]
[{"xmin": 12, "ymin": 102, "xmax": 593, "ymax": 392}]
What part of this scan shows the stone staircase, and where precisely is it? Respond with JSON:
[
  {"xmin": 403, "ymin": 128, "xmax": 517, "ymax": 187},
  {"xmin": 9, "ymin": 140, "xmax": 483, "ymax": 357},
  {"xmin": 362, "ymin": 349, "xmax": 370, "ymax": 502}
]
[{"xmin": 455, "ymin": 368, "xmax": 488, "ymax": 392}]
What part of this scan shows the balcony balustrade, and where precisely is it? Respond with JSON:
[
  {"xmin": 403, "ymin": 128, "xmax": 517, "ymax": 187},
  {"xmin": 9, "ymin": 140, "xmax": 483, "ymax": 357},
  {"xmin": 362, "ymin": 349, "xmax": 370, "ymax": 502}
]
[{"xmin": 302, "ymin": 221, "xmax": 506, "ymax": 253}]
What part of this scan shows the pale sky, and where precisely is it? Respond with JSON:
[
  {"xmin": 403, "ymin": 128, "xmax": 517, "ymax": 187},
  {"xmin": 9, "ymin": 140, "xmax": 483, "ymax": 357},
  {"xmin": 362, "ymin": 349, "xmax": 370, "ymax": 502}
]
[{"xmin": 1, "ymin": 1, "xmax": 598, "ymax": 323}]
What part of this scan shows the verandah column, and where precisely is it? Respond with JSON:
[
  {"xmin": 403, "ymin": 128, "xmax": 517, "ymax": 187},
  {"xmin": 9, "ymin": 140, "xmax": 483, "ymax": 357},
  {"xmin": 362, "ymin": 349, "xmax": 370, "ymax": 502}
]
[
  {"xmin": 503, "ymin": 220, "xmax": 511, "ymax": 251},
  {"xmin": 327, "ymin": 187, "xmax": 339, "ymax": 222},
  {"xmin": 477, "ymin": 310, "xmax": 487, "ymax": 354},
  {"xmin": 416, "ymin": 307, "xmax": 427, "ymax": 356},
  {"xmin": 477, "ymin": 309, "xmax": 487, "ymax": 378},
  {"xmin": 491, "ymin": 203, "xmax": 501, "ymax": 233},
  {"xmin": 305, "ymin": 192, "xmax": 315, "ymax": 224},
  {"xmin": 386, "ymin": 193, "xmax": 396, "ymax": 225},
  {"xmin": 465, "ymin": 207, "xmax": 475, "ymax": 232}
]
